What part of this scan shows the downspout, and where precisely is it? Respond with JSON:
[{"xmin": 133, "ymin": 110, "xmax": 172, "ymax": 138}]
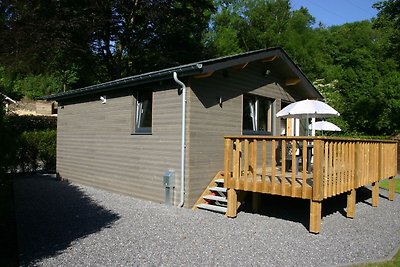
[{"xmin": 173, "ymin": 72, "xmax": 186, "ymax": 207}]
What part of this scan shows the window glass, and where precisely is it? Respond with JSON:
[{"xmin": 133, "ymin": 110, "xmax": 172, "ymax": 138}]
[
  {"xmin": 135, "ymin": 90, "xmax": 152, "ymax": 133},
  {"xmin": 243, "ymin": 94, "xmax": 273, "ymax": 134},
  {"xmin": 243, "ymin": 95, "xmax": 256, "ymax": 131}
]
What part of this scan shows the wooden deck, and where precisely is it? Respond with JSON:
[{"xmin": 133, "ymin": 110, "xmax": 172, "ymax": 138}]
[
  {"xmin": 226, "ymin": 167, "xmax": 313, "ymax": 199},
  {"xmin": 223, "ymin": 136, "xmax": 398, "ymax": 233}
]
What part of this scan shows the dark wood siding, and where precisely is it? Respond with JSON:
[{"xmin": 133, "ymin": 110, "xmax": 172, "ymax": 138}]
[
  {"xmin": 185, "ymin": 61, "xmax": 300, "ymax": 206},
  {"xmin": 56, "ymin": 60, "xmax": 315, "ymax": 207},
  {"xmin": 57, "ymin": 87, "xmax": 183, "ymax": 204}
]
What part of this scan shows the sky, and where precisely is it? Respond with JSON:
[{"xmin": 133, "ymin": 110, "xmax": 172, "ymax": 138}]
[{"xmin": 291, "ymin": 0, "xmax": 379, "ymax": 27}]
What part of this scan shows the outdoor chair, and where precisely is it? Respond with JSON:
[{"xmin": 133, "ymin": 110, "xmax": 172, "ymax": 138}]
[{"xmin": 276, "ymin": 140, "xmax": 302, "ymax": 174}]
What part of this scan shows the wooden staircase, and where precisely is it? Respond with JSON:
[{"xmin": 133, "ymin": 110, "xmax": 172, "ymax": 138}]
[
  {"xmin": 193, "ymin": 171, "xmax": 228, "ymax": 214},
  {"xmin": 193, "ymin": 171, "xmax": 247, "ymax": 215}
]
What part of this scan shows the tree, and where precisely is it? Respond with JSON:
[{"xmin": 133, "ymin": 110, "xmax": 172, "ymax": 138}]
[
  {"xmin": 204, "ymin": 0, "xmax": 324, "ymax": 78},
  {"xmin": 0, "ymin": 0, "xmax": 215, "ymax": 84},
  {"xmin": 90, "ymin": 0, "xmax": 215, "ymax": 80},
  {"xmin": 0, "ymin": 0, "xmax": 95, "ymax": 77},
  {"xmin": 320, "ymin": 21, "xmax": 400, "ymax": 135},
  {"xmin": 205, "ymin": 0, "xmax": 292, "ymax": 55},
  {"xmin": 373, "ymin": 0, "xmax": 400, "ymax": 67}
]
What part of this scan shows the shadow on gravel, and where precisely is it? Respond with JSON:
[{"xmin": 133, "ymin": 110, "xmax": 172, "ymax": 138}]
[
  {"xmin": 14, "ymin": 174, "xmax": 120, "ymax": 266},
  {"xmin": 238, "ymin": 187, "xmax": 374, "ymax": 230}
]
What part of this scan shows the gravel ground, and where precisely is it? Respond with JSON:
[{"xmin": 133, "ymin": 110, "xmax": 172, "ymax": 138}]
[{"xmin": 14, "ymin": 174, "xmax": 400, "ymax": 267}]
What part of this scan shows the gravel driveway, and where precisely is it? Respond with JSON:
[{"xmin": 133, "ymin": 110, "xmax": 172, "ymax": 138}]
[{"xmin": 14, "ymin": 174, "xmax": 400, "ymax": 266}]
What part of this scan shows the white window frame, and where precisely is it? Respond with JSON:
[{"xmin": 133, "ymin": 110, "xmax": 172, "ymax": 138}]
[
  {"xmin": 242, "ymin": 94, "xmax": 274, "ymax": 135},
  {"xmin": 133, "ymin": 90, "xmax": 153, "ymax": 134}
]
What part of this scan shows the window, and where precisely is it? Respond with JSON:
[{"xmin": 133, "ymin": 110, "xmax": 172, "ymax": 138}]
[
  {"xmin": 134, "ymin": 90, "xmax": 152, "ymax": 133},
  {"xmin": 243, "ymin": 94, "xmax": 273, "ymax": 134}
]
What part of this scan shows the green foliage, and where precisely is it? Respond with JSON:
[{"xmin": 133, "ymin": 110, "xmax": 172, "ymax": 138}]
[
  {"xmin": 0, "ymin": 65, "xmax": 16, "ymax": 97},
  {"xmin": 373, "ymin": 0, "xmax": 400, "ymax": 67},
  {"xmin": 320, "ymin": 21, "xmax": 400, "ymax": 135},
  {"xmin": 207, "ymin": 1, "xmax": 399, "ymax": 136},
  {"xmin": 0, "ymin": 114, "xmax": 56, "ymax": 173},
  {"xmin": 56, "ymin": 65, "xmax": 79, "ymax": 92},
  {"xmin": 0, "ymin": 0, "xmax": 399, "ymax": 136},
  {"xmin": 1, "ymin": 0, "xmax": 215, "ymax": 85},
  {"xmin": 6, "ymin": 115, "xmax": 57, "ymax": 134},
  {"xmin": 11, "ymin": 130, "xmax": 57, "ymax": 172},
  {"xmin": 380, "ymin": 178, "xmax": 400, "ymax": 193},
  {"xmin": 0, "ymin": 105, "xmax": 13, "ymax": 173},
  {"xmin": 206, "ymin": 0, "xmax": 293, "ymax": 55},
  {"xmin": 13, "ymin": 74, "xmax": 63, "ymax": 99}
]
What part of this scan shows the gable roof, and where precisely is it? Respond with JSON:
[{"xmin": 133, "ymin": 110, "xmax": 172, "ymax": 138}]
[{"xmin": 44, "ymin": 47, "xmax": 323, "ymax": 101}]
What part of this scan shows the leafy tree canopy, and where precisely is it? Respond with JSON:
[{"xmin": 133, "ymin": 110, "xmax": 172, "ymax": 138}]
[{"xmin": 0, "ymin": 0, "xmax": 398, "ymax": 136}]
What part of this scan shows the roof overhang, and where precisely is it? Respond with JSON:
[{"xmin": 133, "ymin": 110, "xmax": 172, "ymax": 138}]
[{"xmin": 43, "ymin": 47, "xmax": 323, "ymax": 101}]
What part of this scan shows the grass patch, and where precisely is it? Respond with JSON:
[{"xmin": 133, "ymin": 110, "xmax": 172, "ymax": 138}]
[
  {"xmin": 379, "ymin": 177, "xmax": 400, "ymax": 193},
  {"xmin": 356, "ymin": 249, "xmax": 400, "ymax": 267},
  {"xmin": 0, "ymin": 173, "xmax": 19, "ymax": 267}
]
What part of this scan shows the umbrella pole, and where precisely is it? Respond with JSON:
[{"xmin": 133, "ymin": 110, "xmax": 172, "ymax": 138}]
[{"xmin": 311, "ymin": 117, "xmax": 316, "ymax": 136}]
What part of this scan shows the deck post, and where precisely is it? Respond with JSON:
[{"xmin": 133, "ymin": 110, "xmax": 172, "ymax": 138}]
[
  {"xmin": 346, "ymin": 189, "xmax": 356, "ymax": 218},
  {"xmin": 389, "ymin": 176, "xmax": 395, "ymax": 201},
  {"xmin": 310, "ymin": 200, "xmax": 322, "ymax": 234},
  {"xmin": 372, "ymin": 181, "xmax": 379, "ymax": 207},
  {"xmin": 310, "ymin": 139, "xmax": 324, "ymax": 234},
  {"xmin": 226, "ymin": 188, "xmax": 238, "ymax": 218},
  {"xmin": 312, "ymin": 140, "xmax": 324, "ymax": 201},
  {"xmin": 224, "ymin": 138, "xmax": 232, "ymax": 188}
]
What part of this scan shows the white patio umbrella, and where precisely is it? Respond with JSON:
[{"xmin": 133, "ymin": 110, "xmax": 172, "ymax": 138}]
[
  {"xmin": 308, "ymin": 120, "xmax": 341, "ymax": 135},
  {"xmin": 276, "ymin": 99, "xmax": 340, "ymax": 136}
]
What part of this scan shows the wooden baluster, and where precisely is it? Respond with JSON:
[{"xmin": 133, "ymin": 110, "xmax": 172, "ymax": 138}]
[
  {"xmin": 350, "ymin": 142, "xmax": 355, "ymax": 190},
  {"xmin": 364, "ymin": 143, "xmax": 368, "ymax": 186},
  {"xmin": 233, "ymin": 139, "xmax": 241, "ymax": 189},
  {"xmin": 271, "ymin": 139, "xmax": 276, "ymax": 193},
  {"xmin": 333, "ymin": 142, "xmax": 337, "ymax": 196},
  {"xmin": 243, "ymin": 139, "xmax": 249, "ymax": 184},
  {"xmin": 281, "ymin": 139, "xmax": 286, "ymax": 195},
  {"xmin": 355, "ymin": 142, "xmax": 361, "ymax": 189},
  {"xmin": 337, "ymin": 142, "xmax": 342, "ymax": 194},
  {"xmin": 347, "ymin": 142, "xmax": 352, "ymax": 191},
  {"xmin": 323, "ymin": 142, "xmax": 329, "ymax": 198},
  {"xmin": 378, "ymin": 143, "xmax": 383, "ymax": 182},
  {"xmin": 252, "ymin": 139, "xmax": 257, "ymax": 187},
  {"xmin": 291, "ymin": 140, "xmax": 296, "ymax": 197},
  {"xmin": 302, "ymin": 139, "xmax": 308, "ymax": 198},
  {"xmin": 262, "ymin": 139, "xmax": 267, "ymax": 186},
  {"xmin": 328, "ymin": 142, "xmax": 333, "ymax": 197},
  {"xmin": 340, "ymin": 142, "xmax": 345, "ymax": 193}
]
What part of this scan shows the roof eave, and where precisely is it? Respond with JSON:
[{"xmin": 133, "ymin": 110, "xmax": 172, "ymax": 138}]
[{"xmin": 43, "ymin": 63, "xmax": 203, "ymax": 101}]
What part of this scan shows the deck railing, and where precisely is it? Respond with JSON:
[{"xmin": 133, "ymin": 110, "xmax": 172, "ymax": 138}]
[{"xmin": 223, "ymin": 136, "xmax": 398, "ymax": 233}]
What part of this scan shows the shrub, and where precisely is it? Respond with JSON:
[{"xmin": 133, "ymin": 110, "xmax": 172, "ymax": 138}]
[
  {"xmin": 13, "ymin": 130, "xmax": 57, "ymax": 172},
  {"xmin": 6, "ymin": 115, "xmax": 57, "ymax": 134},
  {"xmin": 2, "ymin": 113, "xmax": 57, "ymax": 173}
]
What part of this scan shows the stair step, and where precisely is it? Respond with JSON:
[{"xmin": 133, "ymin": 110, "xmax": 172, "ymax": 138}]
[
  {"xmin": 197, "ymin": 203, "xmax": 227, "ymax": 213},
  {"xmin": 215, "ymin": 178, "xmax": 224, "ymax": 184},
  {"xmin": 209, "ymin": 186, "xmax": 227, "ymax": 193},
  {"xmin": 203, "ymin": 195, "xmax": 227, "ymax": 202}
]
